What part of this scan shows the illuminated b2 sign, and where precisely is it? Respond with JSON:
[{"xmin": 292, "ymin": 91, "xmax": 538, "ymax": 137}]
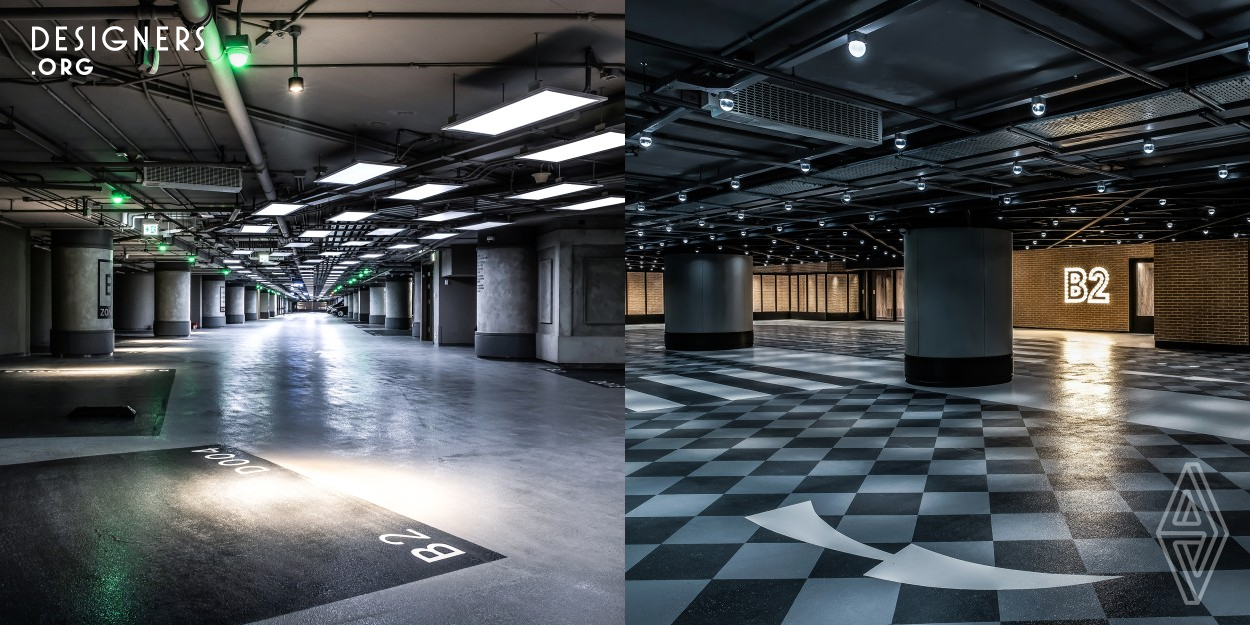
[{"xmin": 1064, "ymin": 267, "xmax": 1110, "ymax": 304}]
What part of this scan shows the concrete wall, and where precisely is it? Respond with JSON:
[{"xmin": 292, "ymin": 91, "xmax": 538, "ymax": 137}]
[
  {"xmin": 1155, "ymin": 239, "xmax": 1249, "ymax": 348},
  {"xmin": 433, "ymin": 245, "xmax": 476, "ymax": 345},
  {"xmin": 1012, "ymin": 244, "xmax": 1153, "ymax": 332},
  {"xmin": 0, "ymin": 224, "xmax": 30, "ymax": 357},
  {"xmin": 112, "ymin": 271, "xmax": 154, "ymax": 332},
  {"xmin": 29, "ymin": 245, "xmax": 50, "ymax": 352},
  {"xmin": 536, "ymin": 228, "xmax": 624, "ymax": 365}
]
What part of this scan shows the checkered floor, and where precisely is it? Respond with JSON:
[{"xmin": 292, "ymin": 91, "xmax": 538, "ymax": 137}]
[{"xmin": 626, "ymin": 324, "xmax": 1250, "ymax": 624}]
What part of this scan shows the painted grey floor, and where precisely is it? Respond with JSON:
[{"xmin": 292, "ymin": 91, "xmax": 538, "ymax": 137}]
[{"xmin": 0, "ymin": 313, "xmax": 624, "ymax": 625}]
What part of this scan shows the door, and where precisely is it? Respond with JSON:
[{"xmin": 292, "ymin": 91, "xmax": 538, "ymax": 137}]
[
  {"xmin": 872, "ymin": 270, "xmax": 895, "ymax": 321},
  {"xmin": 1129, "ymin": 259, "xmax": 1154, "ymax": 334},
  {"xmin": 420, "ymin": 264, "xmax": 435, "ymax": 340}
]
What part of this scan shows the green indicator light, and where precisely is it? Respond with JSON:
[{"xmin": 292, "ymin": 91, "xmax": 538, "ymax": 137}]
[
  {"xmin": 158, "ymin": 243, "xmax": 168, "ymax": 252},
  {"xmin": 110, "ymin": 190, "xmax": 126, "ymax": 204},
  {"xmin": 363, "ymin": 268, "xmax": 371, "ymax": 275},
  {"xmin": 348, "ymin": 278, "xmax": 356, "ymax": 284},
  {"xmin": 223, "ymin": 34, "xmax": 251, "ymax": 68},
  {"xmin": 221, "ymin": 269, "xmax": 231, "ymax": 276},
  {"xmin": 186, "ymin": 255, "xmax": 196, "ymax": 263}
]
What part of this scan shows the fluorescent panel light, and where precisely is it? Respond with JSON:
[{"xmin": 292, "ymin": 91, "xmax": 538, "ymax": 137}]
[
  {"xmin": 420, "ymin": 233, "xmax": 457, "ymax": 240},
  {"xmin": 360, "ymin": 253, "xmax": 384, "ymax": 258},
  {"xmin": 327, "ymin": 211, "xmax": 376, "ymax": 222},
  {"xmin": 338, "ymin": 260, "xmax": 360, "ymax": 266},
  {"xmin": 255, "ymin": 203, "xmax": 303, "ymax": 216},
  {"xmin": 300, "ymin": 230, "xmax": 332, "ymax": 238},
  {"xmin": 417, "ymin": 210, "xmax": 475, "ymax": 222},
  {"xmin": 319, "ymin": 162, "xmax": 403, "ymax": 185},
  {"xmin": 553, "ymin": 196, "xmax": 625, "ymax": 211},
  {"xmin": 367, "ymin": 228, "xmax": 406, "ymax": 236},
  {"xmin": 507, "ymin": 183, "xmax": 601, "ymax": 201},
  {"xmin": 456, "ymin": 221, "xmax": 509, "ymax": 231},
  {"xmin": 231, "ymin": 249, "xmax": 254, "ymax": 255},
  {"xmin": 518, "ymin": 131, "xmax": 624, "ymax": 162},
  {"xmin": 341, "ymin": 241, "xmax": 370, "ymax": 246},
  {"xmin": 285, "ymin": 242, "xmax": 313, "ymax": 248},
  {"xmin": 268, "ymin": 252, "xmax": 292, "ymax": 258},
  {"xmin": 385, "ymin": 183, "xmax": 464, "ymax": 201},
  {"xmin": 319, "ymin": 251, "xmax": 343, "ymax": 256},
  {"xmin": 239, "ymin": 225, "xmax": 272, "ymax": 234},
  {"xmin": 222, "ymin": 259, "xmax": 242, "ymax": 264},
  {"xmin": 443, "ymin": 87, "xmax": 606, "ymax": 136},
  {"xmin": 389, "ymin": 243, "xmax": 418, "ymax": 249}
]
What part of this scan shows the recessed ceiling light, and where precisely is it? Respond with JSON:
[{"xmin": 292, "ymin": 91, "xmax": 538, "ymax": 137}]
[
  {"xmin": 231, "ymin": 249, "xmax": 254, "ymax": 255},
  {"xmin": 300, "ymin": 230, "xmax": 332, "ymax": 238},
  {"xmin": 507, "ymin": 183, "xmax": 601, "ymax": 201},
  {"xmin": 366, "ymin": 227, "xmax": 406, "ymax": 236},
  {"xmin": 456, "ymin": 221, "xmax": 509, "ymax": 230},
  {"xmin": 420, "ymin": 233, "xmax": 458, "ymax": 240},
  {"xmin": 268, "ymin": 252, "xmax": 292, "ymax": 257},
  {"xmin": 389, "ymin": 243, "xmax": 419, "ymax": 249},
  {"xmin": 319, "ymin": 251, "xmax": 343, "ymax": 256},
  {"xmin": 254, "ymin": 203, "xmax": 303, "ymax": 216},
  {"xmin": 319, "ymin": 162, "xmax": 404, "ymax": 185},
  {"xmin": 442, "ymin": 87, "xmax": 606, "ymax": 136},
  {"xmin": 553, "ymin": 196, "xmax": 625, "ymax": 211},
  {"xmin": 360, "ymin": 253, "xmax": 384, "ymax": 258},
  {"xmin": 239, "ymin": 224, "xmax": 272, "ymax": 234},
  {"xmin": 384, "ymin": 183, "xmax": 465, "ymax": 201},
  {"xmin": 518, "ymin": 131, "xmax": 625, "ymax": 162},
  {"xmin": 417, "ymin": 210, "xmax": 475, "ymax": 222},
  {"xmin": 337, "ymin": 260, "xmax": 360, "ymax": 266},
  {"xmin": 222, "ymin": 259, "xmax": 242, "ymax": 264},
  {"xmin": 285, "ymin": 242, "xmax": 313, "ymax": 248},
  {"xmin": 341, "ymin": 241, "xmax": 370, "ymax": 246},
  {"xmin": 327, "ymin": 211, "xmax": 375, "ymax": 222}
]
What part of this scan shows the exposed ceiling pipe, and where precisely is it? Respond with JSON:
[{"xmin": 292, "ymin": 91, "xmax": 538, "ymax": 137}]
[
  {"xmin": 0, "ymin": 5, "xmax": 179, "ymax": 20},
  {"xmin": 176, "ymin": 0, "xmax": 277, "ymax": 206},
  {"xmin": 1126, "ymin": 0, "xmax": 1205, "ymax": 40}
]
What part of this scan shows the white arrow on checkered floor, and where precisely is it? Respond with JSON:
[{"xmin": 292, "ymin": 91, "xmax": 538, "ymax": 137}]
[{"xmin": 747, "ymin": 501, "xmax": 1118, "ymax": 590}]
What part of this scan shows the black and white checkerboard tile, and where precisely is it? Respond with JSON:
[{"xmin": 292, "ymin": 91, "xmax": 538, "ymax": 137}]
[{"xmin": 625, "ymin": 384, "xmax": 1250, "ymax": 624}]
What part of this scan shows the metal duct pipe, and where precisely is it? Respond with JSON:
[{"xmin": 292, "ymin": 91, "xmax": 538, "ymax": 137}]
[
  {"xmin": 1127, "ymin": 0, "xmax": 1205, "ymax": 40},
  {"xmin": 176, "ymin": 0, "xmax": 277, "ymax": 204}
]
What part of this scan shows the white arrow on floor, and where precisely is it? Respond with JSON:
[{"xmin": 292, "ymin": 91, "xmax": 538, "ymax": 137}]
[{"xmin": 747, "ymin": 501, "xmax": 1118, "ymax": 590}]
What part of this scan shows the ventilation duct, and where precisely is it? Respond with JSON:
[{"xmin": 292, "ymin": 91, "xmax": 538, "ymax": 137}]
[
  {"xmin": 706, "ymin": 81, "xmax": 881, "ymax": 148},
  {"xmin": 142, "ymin": 165, "xmax": 243, "ymax": 193}
]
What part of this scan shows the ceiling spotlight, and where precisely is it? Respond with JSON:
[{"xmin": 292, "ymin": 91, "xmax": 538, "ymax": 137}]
[
  {"xmin": 1030, "ymin": 95, "xmax": 1046, "ymax": 117},
  {"xmin": 916, "ymin": 177, "xmax": 926, "ymax": 191},
  {"xmin": 110, "ymin": 189, "xmax": 127, "ymax": 204},
  {"xmin": 1097, "ymin": 182, "xmax": 1106, "ymax": 193},
  {"xmin": 893, "ymin": 133, "xmax": 907, "ymax": 150},
  {"xmin": 1219, "ymin": 167, "xmax": 1230, "ymax": 179},
  {"xmin": 868, "ymin": 213, "xmax": 876, "ymax": 221},
  {"xmin": 222, "ymin": 33, "xmax": 251, "ymax": 68},
  {"xmin": 682, "ymin": 238, "xmax": 688, "ymax": 244},
  {"xmin": 799, "ymin": 159, "xmax": 811, "ymax": 173},
  {"xmin": 1167, "ymin": 222, "xmax": 1173, "ymax": 228},
  {"xmin": 1204, "ymin": 230, "xmax": 1210, "ymax": 235},
  {"xmin": 1002, "ymin": 196, "xmax": 1012, "ymax": 205},
  {"xmin": 638, "ymin": 135, "xmax": 653, "ymax": 148},
  {"xmin": 775, "ymin": 225, "xmax": 783, "ymax": 232},
  {"xmin": 784, "ymin": 202, "xmax": 793, "ymax": 211},
  {"xmin": 636, "ymin": 202, "xmax": 646, "ymax": 212},
  {"xmin": 1011, "ymin": 162, "xmax": 1023, "ymax": 175},
  {"xmin": 841, "ymin": 192, "xmax": 852, "ymax": 203},
  {"xmin": 287, "ymin": 25, "xmax": 303, "ymax": 92},
  {"xmin": 1138, "ymin": 233, "xmax": 1144, "ymax": 239},
  {"xmin": 1069, "ymin": 206, "xmax": 1077, "ymax": 214},
  {"xmin": 928, "ymin": 206, "xmax": 936, "ymax": 214},
  {"xmin": 1052, "ymin": 220, "xmax": 1059, "ymax": 226},
  {"xmin": 1143, "ymin": 138, "xmax": 1156, "ymax": 154},
  {"xmin": 697, "ymin": 218, "xmax": 705, "ymax": 226},
  {"xmin": 730, "ymin": 177, "xmax": 741, "ymax": 190},
  {"xmin": 288, "ymin": 76, "xmax": 304, "ymax": 94},
  {"xmin": 818, "ymin": 220, "xmax": 826, "ymax": 227},
  {"xmin": 664, "ymin": 224, "xmax": 672, "ymax": 232},
  {"xmin": 1159, "ymin": 198, "xmax": 1167, "ymax": 206},
  {"xmin": 847, "ymin": 31, "xmax": 867, "ymax": 58},
  {"xmin": 1041, "ymin": 232, "xmax": 1047, "ymax": 238},
  {"xmin": 1209, "ymin": 207, "xmax": 1217, "ymax": 215},
  {"xmin": 736, "ymin": 211, "xmax": 745, "ymax": 220},
  {"xmin": 718, "ymin": 91, "xmax": 736, "ymax": 112},
  {"xmin": 678, "ymin": 192, "xmax": 688, "ymax": 202}
]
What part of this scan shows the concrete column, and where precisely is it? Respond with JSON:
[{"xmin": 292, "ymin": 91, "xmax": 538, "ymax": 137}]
[
  {"xmin": 663, "ymin": 253, "xmax": 752, "ymax": 350},
  {"xmin": 271, "ymin": 293, "xmax": 279, "ymax": 316},
  {"xmin": 369, "ymin": 286, "xmax": 386, "ymax": 325},
  {"xmin": 153, "ymin": 261, "xmax": 191, "ymax": 337},
  {"xmin": 433, "ymin": 246, "xmax": 477, "ymax": 346},
  {"xmin": 0, "ymin": 224, "xmax": 30, "ymax": 357},
  {"xmin": 244, "ymin": 287, "xmax": 259, "ymax": 321},
  {"xmin": 112, "ymin": 271, "xmax": 154, "ymax": 332},
  {"xmin": 412, "ymin": 266, "xmax": 426, "ymax": 338},
  {"xmin": 385, "ymin": 278, "xmax": 411, "ymax": 330},
  {"xmin": 202, "ymin": 275, "xmax": 226, "ymax": 327},
  {"xmin": 225, "ymin": 284, "xmax": 245, "ymax": 324},
  {"xmin": 476, "ymin": 245, "xmax": 537, "ymax": 358},
  {"xmin": 534, "ymin": 228, "xmax": 623, "ymax": 364},
  {"xmin": 50, "ymin": 229, "xmax": 112, "ymax": 356},
  {"xmin": 29, "ymin": 245, "xmax": 51, "ymax": 353},
  {"xmin": 189, "ymin": 274, "xmax": 202, "ymax": 329},
  {"xmin": 258, "ymin": 289, "xmax": 271, "ymax": 319},
  {"xmin": 357, "ymin": 289, "xmax": 370, "ymax": 322},
  {"xmin": 904, "ymin": 227, "xmax": 1013, "ymax": 386}
]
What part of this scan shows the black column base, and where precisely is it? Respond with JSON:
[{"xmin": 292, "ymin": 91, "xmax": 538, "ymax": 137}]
[
  {"xmin": 475, "ymin": 332, "xmax": 535, "ymax": 358},
  {"xmin": 385, "ymin": 318, "xmax": 410, "ymax": 330},
  {"xmin": 50, "ymin": 329, "xmax": 113, "ymax": 356},
  {"xmin": 369, "ymin": 315, "xmax": 386, "ymax": 325},
  {"xmin": 259, "ymin": 312, "xmax": 270, "ymax": 319},
  {"xmin": 665, "ymin": 331, "xmax": 753, "ymax": 351},
  {"xmin": 905, "ymin": 353, "xmax": 1013, "ymax": 387},
  {"xmin": 244, "ymin": 313, "xmax": 258, "ymax": 321},
  {"xmin": 226, "ymin": 315, "xmax": 245, "ymax": 324},
  {"xmin": 202, "ymin": 317, "xmax": 226, "ymax": 328},
  {"xmin": 154, "ymin": 321, "xmax": 191, "ymax": 337}
]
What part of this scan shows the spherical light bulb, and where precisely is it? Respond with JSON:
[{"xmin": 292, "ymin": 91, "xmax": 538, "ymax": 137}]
[
  {"xmin": 1030, "ymin": 96, "xmax": 1046, "ymax": 117},
  {"xmin": 1138, "ymin": 233, "xmax": 1144, "ymax": 239},
  {"xmin": 775, "ymin": 225, "xmax": 783, "ymax": 232},
  {"xmin": 1167, "ymin": 222, "xmax": 1173, "ymax": 228},
  {"xmin": 677, "ymin": 192, "xmax": 687, "ymax": 202},
  {"xmin": 784, "ymin": 202, "xmax": 793, "ymax": 211},
  {"xmin": 1069, "ymin": 206, "xmax": 1077, "ymax": 214},
  {"xmin": 868, "ymin": 213, "xmax": 876, "ymax": 221},
  {"xmin": 697, "ymin": 218, "xmax": 705, "ymax": 226},
  {"xmin": 1204, "ymin": 230, "xmax": 1209, "ymax": 235},
  {"xmin": 636, "ymin": 202, "xmax": 646, "ymax": 212},
  {"xmin": 841, "ymin": 192, "xmax": 851, "ymax": 203},
  {"xmin": 1097, "ymin": 182, "xmax": 1106, "ymax": 193},
  {"xmin": 1209, "ymin": 207, "xmax": 1217, "ymax": 215},
  {"xmin": 1052, "ymin": 220, "xmax": 1059, "ymax": 226},
  {"xmin": 682, "ymin": 238, "xmax": 688, "ymax": 243},
  {"xmin": 847, "ymin": 32, "xmax": 867, "ymax": 58},
  {"xmin": 1011, "ymin": 163, "xmax": 1023, "ymax": 175},
  {"xmin": 928, "ymin": 206, "xmax": 936, "ymax": 214},
  {"xmin": 717, "ymin": 91, "xmax": 735, "ymax": 112},
  {"xmin": 737, "ymin": 211, "xmax": 744, "ymax": 220},
  {"xmin": 1219, "ymin": 167, "xmax": 1229, "ymax": 179},
  {"xmin": 917, "ymin": 177, "xmax": 926, "ymax": 191},
  {"xmin": 1002, "ymin": 196, "xmax": 1012, "ymax": 205},
  {"xmin": 730, "ymin": 178, "xmax": 741, "ymax": 190},
  {"xmin": 1159, "ymin": 198, "xmax": 1167, "ymax": 206},
  {"xmin": 799, "ymin": 159, "xmax": 811, "ymax": 173},
  {"xmin": 665, "ymin": 224, "xmax": 672, "ymax": 232},
  {"xmin": 818, "ymin": 221, "xmax": 826, "ymax": 227},
  {"xmin": 638, "ymin": 135, "xmax": 653, "ymax": 148},
  {"xmin": 1143, "ymin": 139, "xmax": 1156, "ymax": 154}
]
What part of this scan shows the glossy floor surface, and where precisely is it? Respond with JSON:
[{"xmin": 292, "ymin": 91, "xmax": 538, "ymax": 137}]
[
  {"xmin": 627, "ymin": 321, "xmax": 1250, "ymax": 625},
  {"xmin": 0, "ymin": 313, "xmax": 624, "ymax": 625}
]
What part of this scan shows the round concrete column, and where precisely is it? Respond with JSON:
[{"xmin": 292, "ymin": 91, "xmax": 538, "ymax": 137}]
[
  {"xmin": 112, "ymin": 272, "xmax": 154, "ymax": 332},
  {"xmin": 385, "ymin": 278, "xmax": 411, "ymax": 330},
  {"xmin": 258, "ymin": 289, "xmax": 271, "ymax": 319},
  {"xmin": 225, "ymin": 284, "xmax": 245, "ymax": 324},
  {"xmin": 153, "ymin": 261, "xmax": 191, "ymax": 337},
  {"xmin": 663, "ymin": 253, "xmax": 753, "ymax": 350},
  {"xmin": 202, "ymin": 275, "xmax": 226, "ymax": 327},
  {"xmin": 189, "ymin": 274, "xmax": 203, "ymax": 329},
  {"xmin": 50, "ymin": 229, "xmax": 114, "ymax": 356},
  {"xmin": 244, "ymin": 287, "xmax": 259, "ymax": 321},
  {"xmin": 369, "ymin": 286, "xmax": 386, "ymax": 325},
  {"xmin": 903, "ymin": 227, "xmax": 1013, "ymax": 386},
  {"xmin": 357, "ymin": 289, "xmax": 370, "ymax": 322},
  {"xmin": 475, "ymin": 246, "xmax": 536, "ymax": 358},
  {"xmin": 30, "ymin": 245, "xmax": 51, "ymax": 352}
]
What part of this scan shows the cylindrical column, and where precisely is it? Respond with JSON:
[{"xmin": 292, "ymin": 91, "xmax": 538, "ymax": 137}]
[
  {"xmin": 475, "ymin": 246, "xmax": 536, "ymax": 358},
  {"xmin": 153, "ymin": 261, "xmax": 191, "ymax": 337},
  {"xmin": 30, "ymin": 245, "xmax": 51, "ymax": 352},
  {"xmin": 50, "ymin": 229, "xmax": 114, "ymax": 356},
  {"xmin": 189, "ymin": 274, "xmax": 202, "ymax": 329},
  {"xmin": 202, "ymin": 275, "xmax": 226, "ymax": 327},
  {"xmin": 385, "ymin": 278, "xmax": 411, "ymax": 330},
  {"xmin": 112, "ymin": 271, "xmax": 154, "ymax": 332},
  {"xmin": 663, "ymin": 253, "xmax": 753, "ymax": 350},
  {"xmin": 357, "ymin": 289, "xmax": 370, "ymax": 322},
  {"xmin": 904, "ymin": 227, "xmax": 1013, "ymax": 386},
  {"xmin": 225, "ymin": 283, "xmax": 245, "ymax": 324},
  {"xmin": 258, "ymin": 289, "xmax": 271, "ymax": 319},
  {"xmin": 369, "ymin": 285, "xmax": 386, "ymax": 325},
  {"xmin": 244, "ymin": 287, "xmax": 259, "ymax": 321}
]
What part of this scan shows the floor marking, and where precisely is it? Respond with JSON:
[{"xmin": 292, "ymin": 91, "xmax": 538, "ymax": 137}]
[
  {"xmin": 639, "ymin": 374, "xmax": 769, "ymax": 401},
  {"xmin": 709, "ymin": 368, "xmax": 841, "ymax": 391},
  {"xmin": 748, "ymin": 501, "xmax": 1118, "ymax": 590}
]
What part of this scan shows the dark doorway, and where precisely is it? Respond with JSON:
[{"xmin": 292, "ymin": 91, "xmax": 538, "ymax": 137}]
[
  {"xmin": 1129, "ymin": 258, "xmax": 1155, "ymax": 334},
  {"xmin": 420, "ymin": 264, "xmax": 435, "ymax": 341}
]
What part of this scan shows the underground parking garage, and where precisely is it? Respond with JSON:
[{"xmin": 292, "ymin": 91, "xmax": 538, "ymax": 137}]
[{"xmin": 0, "ymin": 2, "xmax": 624, "ymax": 624}]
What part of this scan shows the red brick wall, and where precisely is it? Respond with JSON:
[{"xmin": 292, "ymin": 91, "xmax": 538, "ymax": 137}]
[
  {"xmin": 1155, "ymin": 240, "xmax": 1249, "ymax": 346},
  {"xmin": 1012, "ymin": 244, "xmax": 1153, "ymax": 332}
]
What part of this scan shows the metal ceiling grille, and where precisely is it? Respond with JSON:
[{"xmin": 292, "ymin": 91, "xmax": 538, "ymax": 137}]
[
  {"xmin": 1016, "ymin": 90, "xmax": 1204, "ymax": 139},
  {"xmin": 710, "ymin": 81, "xmax": 882, "ymax": 147},
  {"xmin": 908, "ymin": 129, "xmax": 1031, "ymax": 162},
  {"xmin": 143, "ymin": 165, "xmax": 243, "ymax": 193},
  {"xmin": 701, "ymin": 192, "xmax": 766, "ymax": 206},
  {"xmin": 748, "ymin": 179, "xmax": 829, "ymax": 196},
  {"xmin": 1193, "ymin": 73, "xmax": 1250, "ymax": 105},
  {"xmin": 813, "ymin": 155, "xmax": 915, "ymax": 182}
]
